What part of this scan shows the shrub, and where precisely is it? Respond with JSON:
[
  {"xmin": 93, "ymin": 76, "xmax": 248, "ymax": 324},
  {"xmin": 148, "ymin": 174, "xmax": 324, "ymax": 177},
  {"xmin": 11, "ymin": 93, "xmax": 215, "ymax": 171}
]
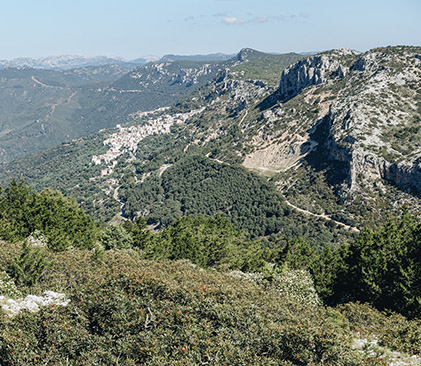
[
  {"xmin": 0, "ymin": 271, "xmax": 20, "ymax": 298},
  {"xmin": 0, "ymin": 250, "xmax": 364, "ymax": 365},
  {"xmin": 7, "ymin": 243, "xmax": 52, "ymax": 286},
  {"xmin": 273, "ymin": 268, "xmax": 321, "ymax": 307},
  {"xmin": 339, "ymin": 302, "xmax": 421, "ymax": 356},
  {"xmin": 99, "ymin": 225, "xmax": 134, "ymax": 250}
]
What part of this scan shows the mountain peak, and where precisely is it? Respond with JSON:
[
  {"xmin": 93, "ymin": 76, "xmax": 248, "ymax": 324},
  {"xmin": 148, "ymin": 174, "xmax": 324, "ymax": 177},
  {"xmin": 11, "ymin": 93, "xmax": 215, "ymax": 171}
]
[{"xmin": 236, "ymin": 48, "xmax": 261, "ymax": 62}]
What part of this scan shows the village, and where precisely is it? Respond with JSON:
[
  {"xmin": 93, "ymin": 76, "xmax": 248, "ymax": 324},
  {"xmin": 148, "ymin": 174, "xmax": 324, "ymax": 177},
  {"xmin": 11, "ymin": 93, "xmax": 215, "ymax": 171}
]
[{"xmin": 91, "ymin": 107, "xmax": 204, "ymax": 177}]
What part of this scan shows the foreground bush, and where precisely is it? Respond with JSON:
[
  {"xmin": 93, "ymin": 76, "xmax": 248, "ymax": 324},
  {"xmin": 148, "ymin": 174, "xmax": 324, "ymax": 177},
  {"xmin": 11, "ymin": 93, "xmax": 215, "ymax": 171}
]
[
  {"xmin": 339, "ymin": 302, "xmax": 421, "ymax": 356},
  {"xmin": 0, "ymin": 180, "xmax": 98, "ymax": 250},
  {"xmin": 0, "ymin": 246, "xmax": 365, "ymax": 365},
  {"xmin": 313, "ymin": 210, "xmax": 421, "ymax": 319}
]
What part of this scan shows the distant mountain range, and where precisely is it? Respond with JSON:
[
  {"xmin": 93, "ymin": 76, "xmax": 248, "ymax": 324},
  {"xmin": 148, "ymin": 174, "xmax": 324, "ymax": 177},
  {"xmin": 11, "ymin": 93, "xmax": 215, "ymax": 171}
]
[
  {"xmin": 0, "ymin": 53, "xmax": 237, "ymax": 70},
  {"xmin": 0, "ymin": 55, "xmax": 148, "ymax": 70},
  {"xmin": 160, "ymin": 53, "xmax": 235, "ymax": 62}
]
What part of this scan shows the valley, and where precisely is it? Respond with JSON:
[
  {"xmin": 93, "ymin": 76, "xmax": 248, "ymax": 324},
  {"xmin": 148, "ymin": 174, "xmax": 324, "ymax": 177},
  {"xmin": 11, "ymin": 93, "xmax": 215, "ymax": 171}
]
[
  {"xmin": 1, "ymin": 0, "xmax": 420, "ymax": 363},
  {"xmin": 0, "ymin": 46, "xmax": 420, "ymax": 365},
  {"xmin": 1, "ymin": 46, "xmax": 420, "ymax": 237},
  {"xmin": 0, "ymin": 57, "xmax": 231, "ymax": 164}
]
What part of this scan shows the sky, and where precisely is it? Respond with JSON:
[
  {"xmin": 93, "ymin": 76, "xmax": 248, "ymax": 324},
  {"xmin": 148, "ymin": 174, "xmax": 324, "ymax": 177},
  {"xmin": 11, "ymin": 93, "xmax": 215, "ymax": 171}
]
[{"xmin": 1, "ymin": 0, "xmax": 420, "ymax": 60}]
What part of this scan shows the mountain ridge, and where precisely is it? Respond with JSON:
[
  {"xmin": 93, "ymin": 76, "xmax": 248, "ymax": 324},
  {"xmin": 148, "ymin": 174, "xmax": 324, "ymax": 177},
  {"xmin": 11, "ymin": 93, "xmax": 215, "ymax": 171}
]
[
  {"xmin": 0, "ymin": 55, "xmax": 146, "ymax": 70},
  {"xmin": 0, "ymin": 46, "xmax": 420, "ymax": 236}
]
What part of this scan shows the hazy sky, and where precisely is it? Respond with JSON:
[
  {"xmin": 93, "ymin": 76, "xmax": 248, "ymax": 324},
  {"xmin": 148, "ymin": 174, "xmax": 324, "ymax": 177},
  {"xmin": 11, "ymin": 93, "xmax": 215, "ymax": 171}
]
[{"xmin": 1, "ymin": 0, "xmax": 420, "ymax": 59}]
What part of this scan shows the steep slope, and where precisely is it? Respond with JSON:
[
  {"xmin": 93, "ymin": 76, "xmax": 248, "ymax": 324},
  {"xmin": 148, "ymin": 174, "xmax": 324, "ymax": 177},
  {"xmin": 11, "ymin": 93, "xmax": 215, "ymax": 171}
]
[
  {"xmin": 238, "ymin": 46, "xmax": 421, "ymax": 225},
  {"xmin": 1, "ymin": 46, "xmax": 419, "ymax": 239},
  {"xmin": 0, "ymin": 59, "xmax": 230, "ymax": 164},
  {"xmin": 101, "ymin": 60, "xmax": 230, "ymax": 114}
]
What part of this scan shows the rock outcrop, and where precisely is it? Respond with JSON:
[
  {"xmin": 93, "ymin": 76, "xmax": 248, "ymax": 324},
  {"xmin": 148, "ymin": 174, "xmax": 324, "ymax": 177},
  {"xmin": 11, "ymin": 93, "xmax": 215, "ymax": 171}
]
[
  {"xmin": 243, "ymin": 46, "xmax": 421, "ymax": 196},
  {"xmin": 278, "ymin": 49, "xmax": 359, "ymax": 101},
  {"xmin": 323, "ymin": 47, "xmax": 421, "ymax": 193}
]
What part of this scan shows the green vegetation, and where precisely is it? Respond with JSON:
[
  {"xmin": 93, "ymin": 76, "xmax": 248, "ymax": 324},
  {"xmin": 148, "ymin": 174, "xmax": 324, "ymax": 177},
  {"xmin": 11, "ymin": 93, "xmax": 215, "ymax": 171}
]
[
  {"xmin": 275, "ymin": 210, "xmax": 421, "ymax": 319},
  {"xmin": 121, "ymin": 155, "xmax": 354, "ymax": 246},
  {"xmin": 7, "ymin": 243, "xmax": 52, "ymax": 286},
  {"xmin": 0, "ymin": 248, "xmax": 363, "ymax": 365},
  {"xmin": 0, "ymin": 180, "xmax": 98, "ymax": 251},
  {"xmin": 0, "ymin": 48, "xmax": 420, "ymax": 365},
  {"xmin": 0, "ymin": 132, "xmax": 121, "ymax": 223},
  {"xmin": 0, "ymin": 66, "xmax": 123, "ymax": 164},
  {"xmin": 0, "ymin": 182, "xmax": 419, "ymax": 364},
  {"xmin": 126, "ymin": 215, "xmax": 275, "ymax": 272},
  {"xmin": 231, "ymin": 49, "xmax": 304, "ymax": 85},
  {"xmin": 0, "ymin": 271, "xmax": 21, "ymax": 298},
  {"xmin": 99, "ymin": 225, "xmax": 134, "ymax": 250},
  {"xmin": 322, "ymin": 210, "xmax": 421, "ymax": 319}
]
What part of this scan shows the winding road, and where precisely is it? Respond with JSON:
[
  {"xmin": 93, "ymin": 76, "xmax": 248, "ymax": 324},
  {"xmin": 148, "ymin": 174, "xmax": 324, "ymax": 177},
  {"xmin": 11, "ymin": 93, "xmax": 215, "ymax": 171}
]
[{"xmin": 284, "ymin": 199, "xmax": 360, "ymax": 233}]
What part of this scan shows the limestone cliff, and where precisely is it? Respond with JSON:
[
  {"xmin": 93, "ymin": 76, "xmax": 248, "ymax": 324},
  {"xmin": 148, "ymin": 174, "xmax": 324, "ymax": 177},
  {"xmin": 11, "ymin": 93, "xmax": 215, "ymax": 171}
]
[
  {"xmin": 242, "ymin": 46, "xmax": 421, "ymax": 196},
  {"xmin": 277, "ymin": 48, "xmax": 358, "ymax": 101}
]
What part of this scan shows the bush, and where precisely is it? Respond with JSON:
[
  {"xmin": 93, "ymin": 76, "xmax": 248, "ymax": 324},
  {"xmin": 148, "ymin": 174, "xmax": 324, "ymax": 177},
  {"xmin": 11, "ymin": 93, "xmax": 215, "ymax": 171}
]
[
  {"xmin": 7, "ymin": 243, "xmax": 52, "ymax": 286},
  {"xmin": 339, "ymin": 302, "xmax": 421, "ymax": 356},
  {"xmin": 273, "ymin": 268, "xmax": 321, "ymax": 307},
  {"xmin": 0, "ymin": 271, "xmax": 20, "ymax": 298},
  {"xmin": 0, "ymin": 253, "xmax": 363, "ymax": 365},
  {"xmin": 99, "ymin": 225, "xmax": 134, "ymax": 250}
]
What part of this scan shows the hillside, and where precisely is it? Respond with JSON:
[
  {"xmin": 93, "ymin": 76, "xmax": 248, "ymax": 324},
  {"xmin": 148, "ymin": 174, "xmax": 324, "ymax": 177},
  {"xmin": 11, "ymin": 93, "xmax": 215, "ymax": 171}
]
[
  {"xmin": 1, "ymin": 237, "xmax": 420, "ymax": 365},
  {"xmin": 0, "ymin": 66, "xmax": 121, "ymax": 163},
  {"xmin": 241, "ymin": 46, "xmax": 421, "ymax": 227},
  {"xmin": 117, "ymin": 46, "xmax": 420, "ymax": 230},
  {"xmin": 0, "ymin": 46, "xmax": 420, "ymax": 241},
  {"xmin": 0, "ymin": 58, "xmax": 230, "ymax": 164}
]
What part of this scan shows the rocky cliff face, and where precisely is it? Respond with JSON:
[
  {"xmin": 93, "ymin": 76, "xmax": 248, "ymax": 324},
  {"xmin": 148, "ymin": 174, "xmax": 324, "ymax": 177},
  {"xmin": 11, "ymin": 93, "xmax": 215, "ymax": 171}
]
[
  {"xmin": 325, "ymin": 47, "xmax": 421, "ymax": 193},
  {"xmin": 113, "ymin": 61, "xmax": 226, "ymax": 91},
  {"xmin": 277, "ymin": 49, "xmax": 359, "ymax": 101},
  {"xmin": 242, "ymin": 46, "xmax": 421, "ymax": 197}
]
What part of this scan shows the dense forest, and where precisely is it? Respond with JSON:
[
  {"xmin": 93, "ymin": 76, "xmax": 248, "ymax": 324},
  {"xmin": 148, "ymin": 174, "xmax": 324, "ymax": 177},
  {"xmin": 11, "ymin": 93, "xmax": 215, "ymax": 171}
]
[
  {"xmin": 0, "ymin": 181, "xmax": 420, "ymax": 364},
  {"xmin": 121, "ymin": 155, "xmax": 354, "ymax": 248}
]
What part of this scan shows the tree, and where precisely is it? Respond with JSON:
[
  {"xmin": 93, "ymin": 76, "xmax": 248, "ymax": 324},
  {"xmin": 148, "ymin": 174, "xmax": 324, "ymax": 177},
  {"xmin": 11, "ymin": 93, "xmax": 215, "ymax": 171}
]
[
  {"xmin": 324, "ymin": 209, "xmax": 421, "ymax": 318},
  {"xmin": 99, "ymin": 225, "xmax": 134, "ymax": 250},
  {"xmin": 7, "ymin": 243, "xmax": 52, "ymax": 286},
  {"xmin": 123, "ymin": 217, "xmax": 153, "ymax": 249},
  {"xmin": 0, "ymin": 181, "xmax": 98, "ymax": 251}
]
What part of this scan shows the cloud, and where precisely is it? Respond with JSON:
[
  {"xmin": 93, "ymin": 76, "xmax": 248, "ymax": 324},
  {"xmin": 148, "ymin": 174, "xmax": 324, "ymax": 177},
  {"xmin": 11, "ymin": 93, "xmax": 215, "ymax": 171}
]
[
  {"xmin": 216, "ymin": 13, "xmax": 308, "ymax": 26},
  {"xmin": 222, "ymin": 17, "xmax": 245, "ymax": 25},
  {"xmin": 184, "ymin": 16, "xmax": 195, "ymax": 22}
]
